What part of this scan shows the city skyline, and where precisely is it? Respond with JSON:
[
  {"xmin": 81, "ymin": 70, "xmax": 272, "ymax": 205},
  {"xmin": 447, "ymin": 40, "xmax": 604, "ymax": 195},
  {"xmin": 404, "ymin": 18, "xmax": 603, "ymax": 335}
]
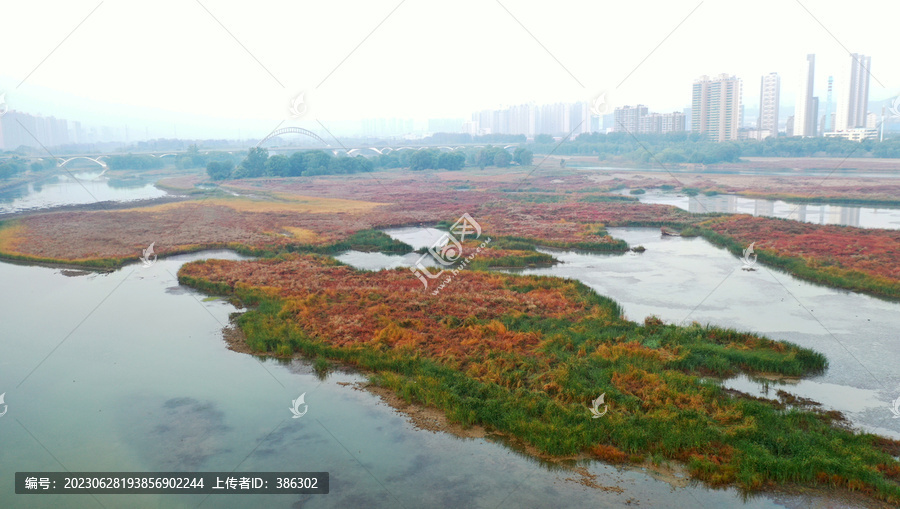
[
  {"xmin": 0, "ymin": 46, "xmax": 894, "ymax": 147},
  {"xmin": 0, "ymin": 0, "xmax": 898, "ymax": 140}
]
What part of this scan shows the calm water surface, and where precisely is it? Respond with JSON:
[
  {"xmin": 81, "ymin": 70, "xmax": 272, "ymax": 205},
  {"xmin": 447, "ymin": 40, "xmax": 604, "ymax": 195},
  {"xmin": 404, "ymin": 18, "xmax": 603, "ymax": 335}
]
[
  {"xmin": 375, "ymin": 227, "xmax": 900, "ymax": 442},
  {"xmin": 0, "ymin": 249, "xmax": 846, "ymax": 508},
  {"xmin": 624, "ymin": 188, "xmax": 900, "ymax": 229},
  {"xmin": 0, "ymin": 172, "xmax": 167, "ymax": 214},
  {"xmin": 1, "ymin": 180, "xmax": 894, "ymax": 508}
]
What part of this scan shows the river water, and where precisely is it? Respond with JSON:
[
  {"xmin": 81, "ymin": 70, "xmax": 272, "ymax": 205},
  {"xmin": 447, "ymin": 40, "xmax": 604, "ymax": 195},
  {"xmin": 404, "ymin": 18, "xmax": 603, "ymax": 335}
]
[
  {"xmin": 0, "ymin": 250, "xmax": 821, "ymax": 509},
  {"xmin": 622, "ymin": 188, "xmax": 900, "ymax": 229},
  {"xmin": 361, "ymin": 227, "xmax": 900, "ymax": 441},
  {"xmin": 0, "ymin": 183, "xmax": 895, "ymax": 507},
  {"xmin": 0, "ymin": 171, "xmax": 167, "ymax": 214}
]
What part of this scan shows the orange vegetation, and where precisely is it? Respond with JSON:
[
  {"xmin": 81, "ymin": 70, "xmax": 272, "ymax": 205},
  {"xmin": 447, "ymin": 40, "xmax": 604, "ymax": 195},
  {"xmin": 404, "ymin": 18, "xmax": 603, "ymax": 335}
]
[
  {"xmin": 702, "ymin": 215, "xmax": 900, "ymax": 281},
  {"xmin": 179, "ymin": 254, "xmax": 597, "ymax": 363}
]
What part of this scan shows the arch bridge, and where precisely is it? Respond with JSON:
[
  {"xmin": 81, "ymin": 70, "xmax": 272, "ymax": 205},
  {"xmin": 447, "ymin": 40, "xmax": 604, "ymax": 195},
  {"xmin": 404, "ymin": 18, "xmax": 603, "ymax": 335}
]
[
  {"xmin": 57, "ymin": 156, "xmax": 108, "ymax": 168},
  {"xmin": 257, "ymin": 127, "xmax": 330, "ymax": 148}
]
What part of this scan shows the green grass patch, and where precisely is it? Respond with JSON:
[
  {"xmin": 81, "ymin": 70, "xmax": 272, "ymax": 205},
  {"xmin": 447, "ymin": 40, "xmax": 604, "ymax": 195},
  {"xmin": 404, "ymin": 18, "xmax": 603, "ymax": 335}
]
[{"xmin": 177, "ymin": 262, "xmax": 900, "ymax": 505}]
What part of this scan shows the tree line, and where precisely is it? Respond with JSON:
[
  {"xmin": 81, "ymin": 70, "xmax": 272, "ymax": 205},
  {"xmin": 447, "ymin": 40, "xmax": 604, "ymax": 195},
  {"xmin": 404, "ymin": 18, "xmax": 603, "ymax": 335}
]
[
  {"xmin": 207, "ymin": 148, "xmax": 374, "ymax": 180},
  {"xmin": 0, "ymin": 157, "xmax": 63, "ymax": 180},
  {"xmin": 208, "ymin": 146, "xmax": 534, "ymax": 180},
  {"xmin": 526, "ymin": 131, "xmax": 900, "ymax": 164}
]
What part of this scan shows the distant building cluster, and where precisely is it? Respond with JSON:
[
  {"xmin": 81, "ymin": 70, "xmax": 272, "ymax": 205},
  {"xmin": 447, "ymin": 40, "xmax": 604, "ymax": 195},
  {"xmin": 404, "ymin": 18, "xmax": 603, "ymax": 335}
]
[
  {"xmin": 466, "ymin": 103, "xmax": 597, "ymax": 137},
  {"xmin": 463, "ymin": 52, "xmax": 883, "ymax": 143},
  {"xmin": 1, "ymin": 50, "xmax": 887, "ymax": 147},
  {"xmin": 691, "ymin": 53, "xmax": 879, "ymax": 142},
  {"xmin": 0, "ymin": 110, "xmax": 126, "ymax": 151},
  {"xmin": 0, "ymin": 111, "xmax": 70, "ymax": 151},
  {"xmin": 610, "ymin": 105, "xmax": 686, "ymax": 135}
]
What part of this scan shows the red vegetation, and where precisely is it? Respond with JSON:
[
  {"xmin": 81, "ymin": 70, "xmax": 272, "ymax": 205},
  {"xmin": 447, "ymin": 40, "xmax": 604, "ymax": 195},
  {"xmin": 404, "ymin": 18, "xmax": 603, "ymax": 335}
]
[
  {"xmin": 703, "ymin": 215, "xmax": 900, "ymax": 281},
  {"xmin": 1, "ymin": 175, "xmax": 694, "ymax": 263},
  {"xmin": 179, "ymin": 254, "xmax": 607, "ymax": 363},
  {"xmin": 590, "ymin": 444, "xmax": 630, "ymax": 464}
]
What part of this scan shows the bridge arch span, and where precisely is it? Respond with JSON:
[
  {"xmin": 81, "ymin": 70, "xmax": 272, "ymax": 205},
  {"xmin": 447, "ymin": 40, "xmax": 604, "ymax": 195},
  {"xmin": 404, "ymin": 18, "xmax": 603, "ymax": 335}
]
[
  {"xmin": 257, "ymin": 127, "xmax": 330, "ymax": 147},
  {"xmin": 57, "ymin": 156, "xmax": 108, "ymax": 169}
]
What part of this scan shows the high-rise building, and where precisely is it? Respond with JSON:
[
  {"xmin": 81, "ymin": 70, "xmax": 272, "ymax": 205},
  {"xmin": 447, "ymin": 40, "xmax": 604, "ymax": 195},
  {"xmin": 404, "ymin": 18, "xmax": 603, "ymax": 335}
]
[
  {"xmin": 473, "ymin": 102, "xmax": 593, "ymax": 136},
  {"xmin": 866, "ymin": 112, "xmax": 878, "ymax": 130},
  {"xmin": 568, "ymin": 103, "xmax": 592, "ymax": 136},
  {"xmin": 824, "ymin": 76, "xmax": 834, "ymax": 132},
  {"xmin": 835, "ymin": 53, "xmax": 871, "ymax": 131},
  {"xmin": 640, "ymin": 112, "xmax": 686, "ymax": 134},
  {"xmin": 794, "ymin": 54, "xmax": 817, "ymax": 137},
  {"xmin": 757, "ymin": 72, "xmax": 780, "ymax": 139},
  {"xmin": 0, "ymin": 110, "xmax": 71, "ymax": 150},
  {"xmin": 811, "ymin": 97, "xmax": 819, "ymax": 136},
  {"xmin": 612, "ymin": 105, "xmax": 648, "ymax": 133},
  {"xmin": 691, "ymin": 74, "xmax": 742, "ymax": 142}
]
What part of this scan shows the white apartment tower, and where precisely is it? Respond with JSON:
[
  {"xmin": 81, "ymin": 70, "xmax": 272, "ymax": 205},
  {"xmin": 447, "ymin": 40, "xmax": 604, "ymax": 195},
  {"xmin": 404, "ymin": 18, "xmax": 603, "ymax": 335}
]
[
  {"xmin": 758, "ymin": 72, "xmax": 780, "ymax": 139},
  {"xmin": 835, "ymin": 53, "xmax": 871, "ymax": 131},
  {"xmin": 691, "ymin": 74, "xmax": 742, "ymax": 142},
  {"xmin": 794, "ymin": 54, "xmax": 817, "ymax": 137}
]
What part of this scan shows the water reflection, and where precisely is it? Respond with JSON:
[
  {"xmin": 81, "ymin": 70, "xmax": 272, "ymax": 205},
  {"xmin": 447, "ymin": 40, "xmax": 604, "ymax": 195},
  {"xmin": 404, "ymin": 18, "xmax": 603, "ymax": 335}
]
[
  {"xmin": 631, "ymin": 189, "xmax": 900, "ymax": 229},
  {"xmin": 376, "ymin": 227, "xmax": 900, "ymax": 442},
  {"xmin": 0, "ymin": 173, "xmax": 168, "ymax": 213},
  {"xmin": 0, "ymin": 244, "xmax": 878, "ymax": 508}
]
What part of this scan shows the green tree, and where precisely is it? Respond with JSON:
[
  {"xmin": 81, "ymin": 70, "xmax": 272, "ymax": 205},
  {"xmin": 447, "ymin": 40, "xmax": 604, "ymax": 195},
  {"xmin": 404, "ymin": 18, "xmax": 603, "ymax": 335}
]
[
  {"xmin": 265, "ymin": 154, "xmax": 291, "ymax": 176},
  {"xmin": 534, "ymin": 134, "xmax": 554, "ymax": 144},
  {"xmin": 288, "ymin": 152, "xmax": 308, "ymax": 176},
  {"xmin": 206, "ymin": 160, "xmax": 234, "ymax": 181},
  {"xmin": 437, "ymin": 151, "xmax": 465, "ymax": 171},
  {"xmin": 186, "ymin": 144, "xmax": 204, "ymax": 168},
  {"xmin": 494, "ymin": 150, "xmax": 511, "ymax": 167},
  {"xmin": 304, "ymin": 150, "xmax": 332, "ymax": 172},
  {"xmin": 234, "ymin": 147, "xmax": 268, "ymax": 178},
  {"xmin": 476, "ymin": 146, "xmax": 501, "ymax": 169},
  {"xmin": 409, "ymin": 149, "xmax": 437, "ymax": 170},
  {"xmin": 513, "ymin": 147, "xmax": 533, "ymax": 166}
]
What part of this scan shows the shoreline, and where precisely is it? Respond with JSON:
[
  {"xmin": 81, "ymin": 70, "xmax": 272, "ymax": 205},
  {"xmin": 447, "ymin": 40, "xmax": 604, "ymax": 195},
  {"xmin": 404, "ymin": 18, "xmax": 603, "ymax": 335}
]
[
  {"xmin": 184, "ymin": 255, "xmax": 898, "ymax": 506},
  {"xmin": 219, "ymin": 320, "xmax": 888, "ymax": 508},
  {"xmin": 0, "ymin": 194, "xmax": 192, "ymax": 220}
]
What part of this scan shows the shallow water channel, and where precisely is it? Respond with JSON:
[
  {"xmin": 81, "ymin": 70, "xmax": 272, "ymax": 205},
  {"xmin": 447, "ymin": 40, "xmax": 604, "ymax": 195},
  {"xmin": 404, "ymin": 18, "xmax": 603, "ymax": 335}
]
[{"xmin": 0, "ymin": 228, "xmax": 894, "ymax": 507}]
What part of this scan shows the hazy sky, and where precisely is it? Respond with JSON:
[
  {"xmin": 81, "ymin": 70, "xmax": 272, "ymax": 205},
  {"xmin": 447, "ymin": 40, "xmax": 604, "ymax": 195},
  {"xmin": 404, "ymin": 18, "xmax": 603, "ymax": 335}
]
[{"xmin": 1, "ymin": 0, "xmax": 898, "ymax": 138}]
